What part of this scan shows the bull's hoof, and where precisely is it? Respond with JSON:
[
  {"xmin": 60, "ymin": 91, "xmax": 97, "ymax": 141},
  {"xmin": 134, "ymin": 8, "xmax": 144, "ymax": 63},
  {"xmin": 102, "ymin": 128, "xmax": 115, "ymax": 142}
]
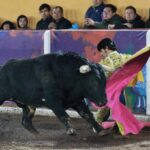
[
  {"xmin": 98, "ymin": 128, "xmax": 112, "ymax": 136},
  {"xmin": 22, "ymin": 122, "xmax": 39, "ymax": 135},
  {"xmin": 92, "ymin": 127, "xmax": 99, "ymax": 134},
  {"xmin": 29, "ymin": 127, "xmax": 39, "ymax": 135},
  {"xmin": 92, "ymin": 124, "xmax": 102, "ymax": 134},
  {"xmin": 24, "ymin": 125, "xmax": 39, "ymax": 135},
  {"xmin": 66, "ymin": 128, "xmax": 77, "ymax": 136}
]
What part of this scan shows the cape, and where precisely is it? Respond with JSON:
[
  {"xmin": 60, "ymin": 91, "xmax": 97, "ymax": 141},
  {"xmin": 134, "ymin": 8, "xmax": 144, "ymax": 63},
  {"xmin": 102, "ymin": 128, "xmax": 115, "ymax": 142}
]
[{"xmin": 105, "ymin": 46, "xmax": 150, "ymax": 135}]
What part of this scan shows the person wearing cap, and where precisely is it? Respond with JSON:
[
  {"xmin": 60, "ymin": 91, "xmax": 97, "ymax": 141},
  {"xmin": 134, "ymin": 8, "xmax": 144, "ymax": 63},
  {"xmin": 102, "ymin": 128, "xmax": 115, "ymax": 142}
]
[{"xmin": 96, "ymin": 38, "xmax": 144, "ymax": 123}]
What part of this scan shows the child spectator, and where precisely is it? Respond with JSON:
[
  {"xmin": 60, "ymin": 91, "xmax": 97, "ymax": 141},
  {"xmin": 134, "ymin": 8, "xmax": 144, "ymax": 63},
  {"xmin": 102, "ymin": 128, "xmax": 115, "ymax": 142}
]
[
  {"xmin": 1, "ymin": 21, "xmax": 16, "ymax": 30},
  {"xmin": 84, "ymin": 4, "xmax": 124, "ymax": 29},
  {"xmin": 52, "ymin": 6, "xmax": 72, "ymax": 29},
  {"xmin": 36, "ymin": 3, "xmax": 53, "ymax": 30},
  {"xmin": 17, "ymin": 15, "xmax": 30, "ymax": 30}
]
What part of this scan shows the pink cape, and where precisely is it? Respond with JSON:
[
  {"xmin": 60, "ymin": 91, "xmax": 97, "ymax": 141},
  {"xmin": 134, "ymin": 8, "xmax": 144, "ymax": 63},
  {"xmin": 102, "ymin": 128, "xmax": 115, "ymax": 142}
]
[
  {"xmin": 105, "ymin": 47, "xmax": 150, "ymax": 135},
  {"xmin": 92, "ymin": 47, "xmax": 150, "ymax": 134}
]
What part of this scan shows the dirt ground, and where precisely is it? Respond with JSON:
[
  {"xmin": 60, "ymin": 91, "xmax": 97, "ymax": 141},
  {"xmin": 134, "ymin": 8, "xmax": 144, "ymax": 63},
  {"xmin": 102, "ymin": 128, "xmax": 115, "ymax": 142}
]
[{"xmin": 0, "ymin": 113, "xmax": 150, "ymax": 150}]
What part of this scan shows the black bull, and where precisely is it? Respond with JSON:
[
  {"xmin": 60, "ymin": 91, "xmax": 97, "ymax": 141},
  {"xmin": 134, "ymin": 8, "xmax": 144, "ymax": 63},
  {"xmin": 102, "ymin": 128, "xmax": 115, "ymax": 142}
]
[{"xmin": 0, "ymin": 52, "xmax": 107, "ymax": 135}]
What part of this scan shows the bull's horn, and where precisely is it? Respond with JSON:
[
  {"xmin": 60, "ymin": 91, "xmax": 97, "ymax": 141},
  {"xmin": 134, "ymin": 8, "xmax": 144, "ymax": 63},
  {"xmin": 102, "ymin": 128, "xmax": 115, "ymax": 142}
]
[{"xmin": 79, "ymin": 65, "xmax": 91, "ymax": 74}]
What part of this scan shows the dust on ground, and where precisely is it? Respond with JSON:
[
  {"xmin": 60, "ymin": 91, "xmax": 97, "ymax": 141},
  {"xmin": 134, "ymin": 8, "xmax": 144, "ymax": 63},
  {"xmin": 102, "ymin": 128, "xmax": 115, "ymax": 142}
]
[{"xmin": 0, "ymin": 113, "xmax": 150, "ymax": 150}]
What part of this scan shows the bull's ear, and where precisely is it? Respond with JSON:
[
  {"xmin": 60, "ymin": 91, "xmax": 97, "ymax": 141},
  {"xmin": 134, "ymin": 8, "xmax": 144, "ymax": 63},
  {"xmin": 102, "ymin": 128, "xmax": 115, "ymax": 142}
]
[{"xmin": 79, "ymin": 65, "xmax": 91, "ymax": 74}]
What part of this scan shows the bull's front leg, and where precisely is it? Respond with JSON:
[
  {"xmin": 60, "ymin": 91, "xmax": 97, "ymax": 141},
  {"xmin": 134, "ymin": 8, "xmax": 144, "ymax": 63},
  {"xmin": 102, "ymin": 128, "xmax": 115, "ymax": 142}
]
[
  {"xmin": 73, "ymin": 101, "xmax": 104, "ymax": 134},
  {"xmin": 41, "ymin": 73, "xmax": 76, "ymax": 135},
  {"xmin": 54, "ymin": 108, "xmax": 76, "ymax": 135},
  {"xmin": 48, "ymin": 103, "xmax": 76, "ymax": 135}
]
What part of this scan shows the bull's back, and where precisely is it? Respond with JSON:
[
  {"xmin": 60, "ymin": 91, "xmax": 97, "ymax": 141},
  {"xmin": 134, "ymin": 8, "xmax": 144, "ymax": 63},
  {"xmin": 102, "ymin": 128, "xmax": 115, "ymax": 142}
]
[
  {"xmin": 2, "ymin": 59, "xmax": 41, "ymax": 100},
  {"xmin": 0, "ymin": 53, "xmax": 88, "ymax": 103}
]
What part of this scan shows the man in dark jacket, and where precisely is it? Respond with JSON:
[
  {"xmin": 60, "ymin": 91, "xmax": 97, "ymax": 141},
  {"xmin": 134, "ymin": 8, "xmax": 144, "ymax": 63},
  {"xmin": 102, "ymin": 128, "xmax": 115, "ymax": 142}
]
[
  {"xmin": 36, "ymin": 3, "xmax": 53, "ymax": 30},
  {"xmin": 85, "ymin": 0, "xmax": 105, "ymax": 22},
  {"xmin": 146, "ymin": 18, "xmax": 150, "ymax": 28},
  {"xmin": 115, "ymin": 6, "xmax": 145, "ymax": 29},
  {"xmin": 85, "ymin": 4, "xmax": 125, "ymax": 29},
  {"xmin": 52, "ymin": 6, "xmax": 72, "ymax": 29}
]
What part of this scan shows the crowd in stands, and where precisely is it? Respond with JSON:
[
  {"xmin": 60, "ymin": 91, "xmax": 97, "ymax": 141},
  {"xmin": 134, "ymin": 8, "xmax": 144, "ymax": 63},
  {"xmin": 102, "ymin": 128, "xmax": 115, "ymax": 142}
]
[
  {"xmin": 0, "ymin": 3, "xmax": 72, "ymax": 30},
  {"xmin": 0, "ymin": 0, "xmax": 150, "ymax": 30},
  {"xmin": 84, "ymin": 0, "xmax": 146, "ymax": 29}
]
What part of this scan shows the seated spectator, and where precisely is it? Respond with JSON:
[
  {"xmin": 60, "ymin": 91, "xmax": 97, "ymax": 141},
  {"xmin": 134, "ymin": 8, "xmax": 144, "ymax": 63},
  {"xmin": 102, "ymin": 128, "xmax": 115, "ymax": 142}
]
[
  {"xmin": 85, "ymin": 0, "xmax": 105, "ymax": 22},
  {"xmin": 52, "ymin": 6, "xmax": 72, "ymax": 29},
  {"xmin": 17, "ymin": 15, "xmax": 30, "ymax": 30},
  {"xmin": 145, "ymin": 18, "xmax": 150, "ymax": 28},
  {"xmin": 115, "ymin": 6, "xmax": 145, "ymax": 29},
  {"xmin": 1, "ymin": 21, "xmax": 16, "ymax": 30},
  {"xmin": 36, "ymin": 3, "xmax": 53, "ymax": 30},
  {"xmin": 146, "ymin": 8, "xmax": 150, "ymax": 28},
  {"xmin": 84, "ymin": 4, "xmax": 124, "ymax": 29}
]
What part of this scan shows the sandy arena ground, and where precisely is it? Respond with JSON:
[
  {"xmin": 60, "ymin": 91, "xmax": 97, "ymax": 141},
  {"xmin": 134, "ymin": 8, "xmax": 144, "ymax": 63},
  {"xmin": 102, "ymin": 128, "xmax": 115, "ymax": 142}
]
[{"xmin": 0, "ymin": 113, "xmax": 150, "ymax": 150}]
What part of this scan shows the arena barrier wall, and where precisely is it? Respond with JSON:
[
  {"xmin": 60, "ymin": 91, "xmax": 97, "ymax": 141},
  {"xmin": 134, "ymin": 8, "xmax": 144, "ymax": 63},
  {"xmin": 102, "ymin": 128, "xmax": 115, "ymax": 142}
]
[
  {"xmin": 0, "ymin": 30, "xmax": 44, "ymax": 65},
  {"xmin": 48, "ymin": 30, "xmax": 149, "ymax": 115},
  {"xmin": 0, "ymin": 30, "xmax": 149, "ymax": 115},
  {"xmin": 146, "ymin": 30, "xmax": 150, "ymax": 115}
]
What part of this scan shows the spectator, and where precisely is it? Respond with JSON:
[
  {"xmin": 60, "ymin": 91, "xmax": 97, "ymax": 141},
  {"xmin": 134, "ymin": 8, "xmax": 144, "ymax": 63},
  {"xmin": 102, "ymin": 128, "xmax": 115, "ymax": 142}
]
[
  {"xmin": 146, "ymin": 18, "xmax": 150, "ymax": 28},
  {"xmin": 1, "ymin": 21, "xmax": 16, "ymax": 30},
  {"xmin": 52, "ymin": 6, "xmax": 72, "ymax": 29},
  {"xmin": 115, "ymin": 6, "xmax": 145, "ymax": 29},
  {"xmin": 85, "ymin": 0, "xmax": 105, "ymax": 22},
  {"xmin": 85, "ymin": 4, "xmax": 124, "ymax": 29},
  {"xmin": 146, "ymin": 8, "xmax": 150, "ymax": 28},
  {"xmin": 17, "ymin": 15, "xmax": 30, "ymax": 30},
  {"xmin": 36, "ymin": 3, "xmax": 53, "ymax": 30}
]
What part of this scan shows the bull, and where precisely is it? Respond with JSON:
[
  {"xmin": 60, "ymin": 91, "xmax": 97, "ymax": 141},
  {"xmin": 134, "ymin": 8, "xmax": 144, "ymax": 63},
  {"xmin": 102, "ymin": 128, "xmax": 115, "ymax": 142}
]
[{"xmin": 0, "ymin": 52, "xmax": 107, "ymax": 135}]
